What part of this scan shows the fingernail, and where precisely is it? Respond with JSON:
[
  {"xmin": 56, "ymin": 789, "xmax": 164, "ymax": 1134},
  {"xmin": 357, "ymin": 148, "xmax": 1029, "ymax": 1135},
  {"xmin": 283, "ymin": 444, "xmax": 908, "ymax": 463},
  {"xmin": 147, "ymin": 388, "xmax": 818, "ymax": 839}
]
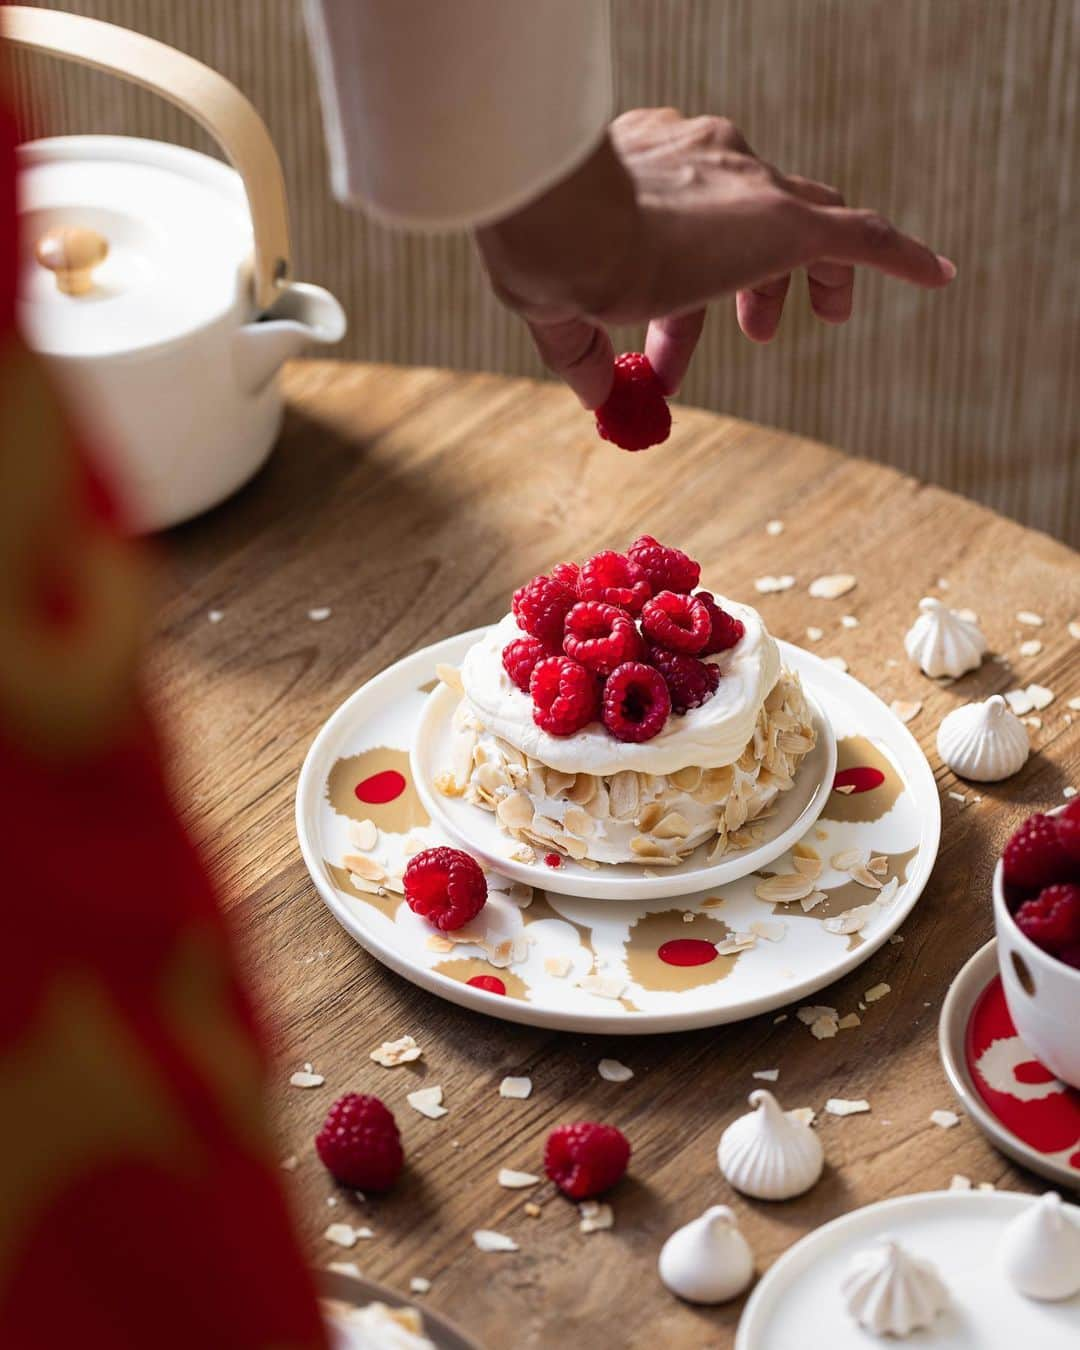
[{"xmin": 937, "ymin": 256, "xmax": 957, "ymax": 280}]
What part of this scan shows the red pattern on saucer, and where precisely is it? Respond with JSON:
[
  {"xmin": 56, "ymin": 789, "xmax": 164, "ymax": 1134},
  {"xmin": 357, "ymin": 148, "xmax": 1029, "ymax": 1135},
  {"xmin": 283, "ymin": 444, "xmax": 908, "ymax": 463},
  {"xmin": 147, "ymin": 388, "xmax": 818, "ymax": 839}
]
[{"xmin": 964, "ymin": 974, "xmax": 1080, "ymax": 1169}]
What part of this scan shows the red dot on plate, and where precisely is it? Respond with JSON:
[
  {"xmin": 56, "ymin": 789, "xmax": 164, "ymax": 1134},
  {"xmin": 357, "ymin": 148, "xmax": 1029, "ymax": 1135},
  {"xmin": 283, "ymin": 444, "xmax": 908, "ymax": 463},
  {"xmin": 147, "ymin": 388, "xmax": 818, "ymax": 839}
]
[
  {"xmin": 354, "ymin": 769, "xmax": 407, "ymax": 804},
  {"xmin": 544, "ymin": 853, "xmax": 562, "ymax": 868},
  {"xmin": 833, "ymin": 766, "xmax": 885, "ymax": 795},
  {"xmin": 658, "ymin": 938, "xmax": 718, "ymax": 967},
  {"xmin": 467, "ymin": 975, "xmax": 506, "ymax": 995},
  {"xmin": 1014, "ymin": 1060, "xmax": 1058, "ymax": 1085}
]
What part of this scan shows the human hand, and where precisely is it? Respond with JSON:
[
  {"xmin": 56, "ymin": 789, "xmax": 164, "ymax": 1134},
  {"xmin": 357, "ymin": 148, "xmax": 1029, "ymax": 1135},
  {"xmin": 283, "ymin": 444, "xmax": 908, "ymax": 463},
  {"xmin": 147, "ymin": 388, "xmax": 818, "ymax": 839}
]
[{"xmin": 476, "ymin": 108, "xmax": 956, "ymax": 408}]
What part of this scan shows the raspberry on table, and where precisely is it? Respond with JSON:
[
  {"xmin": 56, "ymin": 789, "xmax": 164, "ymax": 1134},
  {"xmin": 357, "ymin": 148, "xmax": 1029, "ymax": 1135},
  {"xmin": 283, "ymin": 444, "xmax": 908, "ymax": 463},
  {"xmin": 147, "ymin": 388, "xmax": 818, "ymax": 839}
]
[
  {"xmin": 530, "ymin": 655, "xmax": 599, "ymax": 736},
  {"xmin": 512, "ymin": 573, "xmax": 577, "ymax": 647},
  {"xmin": 1054, "ymin": 797, "xmax": 1080, "ymax": 863},
  {"xmin": 550, "ymin": 560, "xmax": 582, "ymax": 595},
  {"xmin": 502, "ymin": 635, "xmax": 554, "ymax": 693},
  {"xmin": 602, "ymin": 661, "xmax": 671, "ymax": 742},
  {"xmin": 563, "ymin": 601, "xmax": 644, "ymax": 675},
  {"xmin": 577, "ymin": 550, "xmax": 651, "ymax": 614},
  {"xmin": 595, "ymin": 352, "xmax": 672, "ymax": 452},
  {"xmin": 403, "ymin": 846, "xmax": 487, "ymax": 931},
  {"xmin": 315, "ymin": 1093, "xmax": 403, "ymax": 1191},
  {"xmin": 1014, "ymin": 883, "xmax": 1080, "ymax": 954},
  {"xmin": 544, "ymin": 1121, "xmax": 631, "ymax": 1199},
  {"xmin": 648, "ymin": 645, "xmax": 721, "ymax": 714},
  {"xmin": 697, "ymin": 591, "xmax": 746, "ymax": 654},
  {"xmin": 627, "ymin": 535, "xmax": 701, "ymax": 595},
  {"xmin": 1003, "ymin": 812, "xmax": 1072, "ymax": 893},
  {"xmin": 640, "ymin": 590, "xmax": 712, "ymax": 655}
]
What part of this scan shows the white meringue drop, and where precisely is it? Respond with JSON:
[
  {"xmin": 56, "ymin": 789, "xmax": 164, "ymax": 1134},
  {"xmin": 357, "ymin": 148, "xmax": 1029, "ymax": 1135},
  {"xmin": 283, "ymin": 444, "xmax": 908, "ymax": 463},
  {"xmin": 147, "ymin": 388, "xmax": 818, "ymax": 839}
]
[
  {"xmin": 717, "ymin": 1089, "xmax": 824, "ymax": 1200},
  {"xmin": 904, "ymin": 596, "xmax": 988, "ymax": 679},
  {"xmin": 658, "ymin": 1204, "xmax": 754, "ymax": 1304},
  {"xmin": 999, "ymin": 1191, "xmax": 1080, "ymax": 1301},
  {"xmin": 841, "ymin": 1238, "xmax": 949, "ymax": 1337},
  {"xmin": 936, "ymin": 694, "xmax": 1029, "ymax": 782}
]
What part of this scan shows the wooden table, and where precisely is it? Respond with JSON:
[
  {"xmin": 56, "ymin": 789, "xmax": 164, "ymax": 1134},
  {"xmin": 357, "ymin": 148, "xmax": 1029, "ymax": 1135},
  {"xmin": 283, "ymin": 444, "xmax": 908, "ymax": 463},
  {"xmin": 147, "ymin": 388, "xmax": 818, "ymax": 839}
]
[{"xmin": 149, "ymin": 361, "xmax": 1078, "ymax": 1349}]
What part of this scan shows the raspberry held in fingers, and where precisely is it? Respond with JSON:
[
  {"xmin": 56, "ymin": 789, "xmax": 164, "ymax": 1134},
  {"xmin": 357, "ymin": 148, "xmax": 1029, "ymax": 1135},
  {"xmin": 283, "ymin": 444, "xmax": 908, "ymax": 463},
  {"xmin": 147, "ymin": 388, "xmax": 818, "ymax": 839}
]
[{"xmin": 595, "ymin": 353, "xmax": 671, "ymax": 452}]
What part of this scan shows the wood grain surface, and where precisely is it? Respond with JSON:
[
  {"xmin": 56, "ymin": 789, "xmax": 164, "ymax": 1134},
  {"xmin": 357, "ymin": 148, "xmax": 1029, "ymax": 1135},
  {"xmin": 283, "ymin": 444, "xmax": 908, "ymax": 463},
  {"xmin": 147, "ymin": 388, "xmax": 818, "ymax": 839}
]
[
  {"xmin": 146, "ymin": 361, "xmax": 1078, "ymax": 1350},
  {"xmin": 7, "ymin": 0, "xmax": 1078, "ymax": 544}
]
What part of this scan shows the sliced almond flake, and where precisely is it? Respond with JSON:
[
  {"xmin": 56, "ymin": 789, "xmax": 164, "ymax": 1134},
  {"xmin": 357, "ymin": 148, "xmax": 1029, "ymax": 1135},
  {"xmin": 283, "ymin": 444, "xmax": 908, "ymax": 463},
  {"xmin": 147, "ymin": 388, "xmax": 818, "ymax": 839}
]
[
  {"xmin": 805, "ymin": 626, "xmax": 824, "ymax": 642},
  {"xmin": 878, "ymin": 877, "xmax": 900, "ymax": 905},
  {"xmin": 654, "ymin": 811, "xmax": 692, "ymax": 839},
  {"xmin": 754, "ymin": 574, "xmax": 796, "ymax": 594},
  {"xmin": 864, "ymin": 982, "xmax": 891, "ymax": 1003},
  {"xmin": 850, "ymin": 864, "xmax": 884, "ymax": 890},
  {"xmin": 750, "ymin": 919, "xmax": 786, "ymax": 942},
  {"xmin": 579, "ymin": 1201, "xmax": 614, "ymax": 1233},
  {"xmin": 486, "ymin": 939, "xmax": 515, "ymax": 969},
  {"xmin": 1016, "ymin": 610, "xmax": 1044, "ymax": 627},
  {"xmin": 473, "ymin": 1229, "xmax": 518, "ymax": 1253},
  {"xmin": 810, "ymin": 1014, "xmax": 839, "ymax": 1039},
  {"xmin": 1069, "ymin": 621, "xmax": 1080, "ymax": 640},
  {"xmin": 824, "ymin": 906, "xmax": 875, "ymax": 935},
  {"xmin": 410, "ymin": 1277, "xmax": 432, "ymax": 1294},
  {"xmin": 1028, "ymin": 683, "xmax": 1054, "ymax": 710},
  {"xmin": 327, "ymin": 1261, "xmax": 362, "ymax": 1277},
  {"xmin": 867, "ymin": 856, "xmax": 889, "ymax": 875},
  {"xmin": 499, "ymin": 1076, "xmax": 532, "ymax": 1100},
  {"xmin": 308, "ymin": 607, "xmax": 332, "ymax": 622},
  {"xmin": 1019, "ymin": 638, "xmax": 1043, "ymax": 657},
  {"xmin": 890, "ymin": 699, "xmax": 922, "ymax": 724},
  {"xmin": 324, "ymin": 1223, "xmax": 373, "ymax": 1248},
  {"xmin": 949, "ymin": 1174, "xmax": 973, "ymax": 1190},
  {"xmin": 977, "ymin": 1182, "xmax": 996, "ymax": 1192},
  {"xmin": 1066, "ymin": 698, "xmax": 1080, "ymax": 712},
  {"xmin": 510, "ymin": 844, "xmax": 537, "ymax": 864},
  {"xmin": 406, "ymin": 1085, "xmax": 447, "ymax": 1119},
  {"xmin": 800, "ymin": 891, "xmax": 828, "ymax": 912},
  {"xmin": 543, "ymin": 955, "xmax": 571, "ymax": 978},
  {"xmin": 841, "ymin": 614, "xmax": 860, "ymax": 629},
  {"xmin": 1022, "ymin": 715, "xmax": 1043, "ymax": 730},
  {"xmin": 598, "ymin": 1058, "xmax": 634, "ymax": 1083},
  {"xmin": 576, "ymin": 973, "xmax": 627, "ymax": 1000},
  {"xmin": 343, "ymin": 853, "xmax": 386, "ymax": 882},
  {"xmin": 435, "ymin": 662, "xmax": 464, "ymax": 693},
  {"xmin": 765, "ymin": 519, "xmax": 785, "ymax": 535},
  {"xmin": 809, "ymin": 573, "xmax": 857, "ymax": 600},
  {"xmin": 835, "ymin": 782, "xmax": 856, "ymax": 794},
  {"xmin": 498, "ymin": 1168, "xmax": 540, "ymax": 1189},
  {"xmin": 837, "ymin": 1012, "xmax": 862, "ymax": 1030},
  {"xmin": 669, "ymin": 765, "xmax": 703, "ymax": 792},
  {"xmin": 930, "ymin": 1109, "xmax": 961, "ymax": 1129},
  {"xmin": 824, "ymin": 656, "xmax": 849, "ymax": 672},
  {"xmin": 524, "ymin": 1202, "xmax": 542, "ymax": 1218},
  {"xmin": 370, "ymin": 1035, "xmax": 423, "ymax": 1067},
  {"xmin": 831, "ymin": 848, "xmax": 865, "ymax": 871},
  {"xmin": 787, "ymin": 1107, "xmax": 816, "ymax": 1127},
  {"xmin": 825, "ymin": 1097, "xmax": 871, "ymax": 1116},
  {"xmin": 797, "ymin": 1004, "xmax": 838, "ymax": 1025},
  {"xmin": 755, "ymin": 873, "xmax": 815, "ymax": 903},
  {"xmin": 280, "ymin": 1154, "xmax": 298, "ymax": 1171},
  {"xmin": 682, "ymin": 911, "xmax": 695, "ymax": 923},
  {"xmin": 426, "ymin": 934, "xmax": 455, "ymax": 953},
  {"xmin": 715, "ymin": 932, "xmax": 758, "ymax": 956},
  {"xmin": 792, "ymin": 854, "xmax": 823, "ymax": 879},
  {"xmin": 752, "ymin": 1068, "xmax": 780, "ymax": 1081},
  {"xmin": 948, "ymin": 790, "xmax": 969, "ymax": 805},
  {"xmin": 562, "ymin": 806, "xmax": 595, "ymax": 838},
  {"xmin": 348, "ymin": 819, "xmax": 379, "ymax": 851},
  {"xmin": 289, "ymin": 1068, "xmax": 325, "ymax": 1089}
]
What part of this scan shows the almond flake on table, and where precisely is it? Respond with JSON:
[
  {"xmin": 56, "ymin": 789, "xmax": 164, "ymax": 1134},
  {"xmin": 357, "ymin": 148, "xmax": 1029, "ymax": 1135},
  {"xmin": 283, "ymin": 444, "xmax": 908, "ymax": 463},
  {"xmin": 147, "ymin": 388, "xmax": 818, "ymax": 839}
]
[
  {"xmin": 864, "ymin": 983, "xmax": 891, "ymax": 1003},
  {"xmin": 841, "ymin": 614, "xmax": 860, "ymax": 629},
  {"xmin": 837, "ymin": 1013, "xmax": 861, "ymax": 1030},
  {"xmin": 324, "ymin": 1223, "xmax": 374, "ymax": 1248},
  {"xmin": 824, "ymin": 656, "xmax": 849, "ymax": 672},
  {"xmin": 765, "ymin": 519, "xmax": 785, "ymax": 535},
  {"xmin": 1005, "ymin": 683, "xmax": 1055, "ymax": 715},
  {"xmin": 947, "ymin": 790, "xmax": 969, "ymax": 805},
  {"xmin": 370, "ymin": 1035, "xmax": 423, "ymax": 1067},
  {"xmin": 498, "ymin": 1168, "xmax": 540, "ymax": 1189},
  {"xmin": 810, "ymin": 1013, "xmax": 839, "ymax": 1039},
  {"xmin": 598, "ymin": 1058, "xmax": 634, "ymax": 1083},
  {"xmin": 930, "ymin": 1109, "xmax": 961, "ymax": 1129},
  {"xmin": 207, "ymin": 608, "xmax": 224, "ymax": 623},
  {"xmin": 754, "ymin": 574, "xmax": 796, "ymax": 594},
  {"xmin": 280, "ymin": 1154, "xmax": 299, "ymax": 1171},
  {"xmin": 1069, "ymin": 621, "xmax": 1080, "ymax": 640},
  {"xmin": 406, "ymin": 1085, "xmax": 447, "ymax": 1119},
  {"xmin": 949, "ymin": 1174, "xmax": 973, "ymax": 1191},
  {"xmin": 1018, "ymin": 638, "xmax": 1043, "ymax": 658},
  {"xmin": 579, "ymin": 1201, "xmax": 614, "ymax": 1234},
  {"xmin": 1065, "ymin": 786, "xmax": 1078, "ymax": 799},
  {"xmin": 290, "ymin": 1064, "xmax": 325, "ymax": 1088},
  {"xmin": 499, "ymin": 1076, "xmax": 533, "ymax": 1100},
  {"xmin": 798, "ymin": 1004, "xmax": 838, "ymax": 1025},
  {"xmin": 327, "ymin": 1261, "xmax": 362, "ymax": 1277},
  {"xmin": 1022, "ymin": 716, "xmax": 1042, "ymax": 731},
  {"xmin": 576, "ymin": 973, "xmax": 627, "ymax": 1000},
  {"xmin": 307, "ymin": 607, "xmax": 332, "ymax": 622},
  {"xmin": 809, "ymin": 573, "xmax": 857, "ymax": 600},
  {"xmin": 750, "ymin": 919, "xmax": 786, "ymax": 942},
  {"xmin": 977, "ymin": 1182, "xmax": 996, "ymax": 1192},
  {"xmin": 752, "ymin": 1069, "xmax": 780, "ymax": 1082},
  {"xmin": 410, "ymin": 1277, "xmax": 432, "ymax": 1294},
  {"xmin": 825, "ymin": 1098, "xmax": 871, "ymax": 1117},
  {"xmin": 523, "ymin": 1202, "xmax": 542, "ymax": 1218},
  {"xmin": 1016, "ymin": 610, "xmax": 1044, "ymax": 626},
  {"xmin": 473, "ymin": 1230, "xmax": 519, "ymax": 1253},
  {"xmin": 805, "ymin": 626, "xmax": 824, "ymax": 642},
  {"xmin": 788, "ymin": 1107, "xmax": 816, "ymax": 1127},
  {"xmin": 890, "ymin": 699, "xmax": 922, "ymax": 724},
  {"xmin": 1067, "ymin": 698, "xmax": 1080, "ymax": 712}
]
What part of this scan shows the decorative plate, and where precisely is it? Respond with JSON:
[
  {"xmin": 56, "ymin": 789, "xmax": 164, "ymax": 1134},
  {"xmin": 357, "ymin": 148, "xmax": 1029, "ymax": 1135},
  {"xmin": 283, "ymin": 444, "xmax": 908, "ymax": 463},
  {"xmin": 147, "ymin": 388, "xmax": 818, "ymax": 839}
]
[
  {"xmin": 939, "ymin": 939, "xmax": 1080, "ymax": 1189},
  {"xmin": 411, "ymin": 646, "xmax": 836, "ymax": 900},
  {"xmin": 736, "ymin": 1190, "xmax": 1080, "ymax": 1349},
  {"xmin": 320, "ymin": 1268, "xmax": 478, "ymax": 1350},
  {"xmin": 296, "ymin": 630, "xmax": 941, "ymax": 1034}
]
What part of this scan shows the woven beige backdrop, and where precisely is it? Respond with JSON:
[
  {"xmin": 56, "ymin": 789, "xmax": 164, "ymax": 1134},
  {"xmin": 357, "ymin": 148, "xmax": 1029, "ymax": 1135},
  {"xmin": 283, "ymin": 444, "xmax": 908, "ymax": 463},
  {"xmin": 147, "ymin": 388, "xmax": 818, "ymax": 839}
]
[{"xmin": 8, "ymin": 0, "xmax": 1079, "ymax": 543}]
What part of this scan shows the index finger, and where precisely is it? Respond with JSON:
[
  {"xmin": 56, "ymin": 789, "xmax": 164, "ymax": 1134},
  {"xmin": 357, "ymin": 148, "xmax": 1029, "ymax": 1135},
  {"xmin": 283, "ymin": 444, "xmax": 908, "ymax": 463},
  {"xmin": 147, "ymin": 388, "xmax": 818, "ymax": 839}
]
[{"xmin": 812, "ymin": 206, "xmax": 956, "ymax": 287}]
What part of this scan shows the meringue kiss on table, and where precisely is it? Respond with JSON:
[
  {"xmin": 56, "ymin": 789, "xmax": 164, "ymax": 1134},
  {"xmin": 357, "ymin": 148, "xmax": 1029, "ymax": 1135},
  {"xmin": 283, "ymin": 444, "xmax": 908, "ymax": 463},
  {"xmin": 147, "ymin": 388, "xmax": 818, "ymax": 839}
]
[
  {"xmin": 841, "ymin": 1238, "xmax": 950, "ymax": 1337},
  {"xmin": 937, "ymin": 693, "xmax": 1029, "ymax": 782},
  {"xmin": 904, "ymin": 596, "xmax": 988, "ymax": 679},
  {"xmin": 657, "ymin": 1205, "xmax": 755, "ymax": 1304},
  {"xmin": 998, "ymin": 1192, "xmax": 1080, "ymax": 1302},
  {"xmin": 717, "ymin": 1089, "xmax": 824, "ymax": 1201}
]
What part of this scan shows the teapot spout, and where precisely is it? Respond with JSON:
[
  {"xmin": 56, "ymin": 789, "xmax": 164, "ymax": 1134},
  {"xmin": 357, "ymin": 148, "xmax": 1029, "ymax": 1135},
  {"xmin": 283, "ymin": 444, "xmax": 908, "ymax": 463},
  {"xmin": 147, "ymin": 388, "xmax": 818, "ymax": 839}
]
[{"xmin": 233, "ymin": 281, "xmax": 346, "ymax": 393}]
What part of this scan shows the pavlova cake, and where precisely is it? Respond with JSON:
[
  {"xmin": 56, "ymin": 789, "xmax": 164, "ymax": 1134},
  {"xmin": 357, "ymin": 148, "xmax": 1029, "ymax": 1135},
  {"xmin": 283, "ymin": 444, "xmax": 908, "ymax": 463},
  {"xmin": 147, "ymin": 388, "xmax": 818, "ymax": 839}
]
[{"xmin": 441, "ymin": 536, "xmax": 816, "ymax": 868}]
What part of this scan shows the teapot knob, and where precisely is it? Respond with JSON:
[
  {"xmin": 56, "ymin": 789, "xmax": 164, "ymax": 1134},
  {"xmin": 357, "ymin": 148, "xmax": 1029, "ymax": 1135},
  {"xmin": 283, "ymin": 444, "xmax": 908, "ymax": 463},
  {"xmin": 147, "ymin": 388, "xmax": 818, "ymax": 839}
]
[{"xmin": 35, "ymin": 225, "xmax": 109, "ymax": 295}]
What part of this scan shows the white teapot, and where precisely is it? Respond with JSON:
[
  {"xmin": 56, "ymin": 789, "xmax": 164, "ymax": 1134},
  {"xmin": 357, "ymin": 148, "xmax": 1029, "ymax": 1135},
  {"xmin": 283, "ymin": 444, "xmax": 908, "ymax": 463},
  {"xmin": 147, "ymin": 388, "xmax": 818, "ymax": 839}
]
[{"xmin": 6, "ymin": 6, "xmax": 346, "ymax": 530}]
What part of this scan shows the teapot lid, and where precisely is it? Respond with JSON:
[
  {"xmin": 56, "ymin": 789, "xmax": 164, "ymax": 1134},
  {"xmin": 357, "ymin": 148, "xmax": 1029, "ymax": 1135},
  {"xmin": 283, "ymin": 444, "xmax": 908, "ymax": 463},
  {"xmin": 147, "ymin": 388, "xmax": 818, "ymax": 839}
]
[{"xmin": 17, "ymin": 134, "xmax": 255, "ymax": 358}]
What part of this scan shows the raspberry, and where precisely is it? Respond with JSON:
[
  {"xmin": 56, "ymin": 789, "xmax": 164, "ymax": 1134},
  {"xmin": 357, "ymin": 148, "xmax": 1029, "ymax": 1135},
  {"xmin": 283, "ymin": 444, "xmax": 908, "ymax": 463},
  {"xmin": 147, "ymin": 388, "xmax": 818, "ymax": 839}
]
[
  {"xmin": 627, "ymin": 535, "xmax": 701, "ymax": 594},
  {"xmin": 550, "ymin": 560, "xmax": 582, "ymax": 594},
  {"xmin": 1014, "ymin": 883, "xmax": 1080, "ymax": 954},
  {"xmin": 315, "ymin": 1093, "xmax": 403, "ymax": 1191},
  {"xmin": 512, "ymin": 573, "xmax": 576, "ymax": 647},
  {"xmin": 594, "ymin": 353, "xmax": 671, "ymax": 452},
  {"xmin": 640, "ymin": 590, "xmax": 711, "ymax": 655},
  {"xmin": 563, "ymin": 601, "xmax": 644, "ymax": 675},
  {"xmin": 544, "ymin": 1121, "xmax": 631, "ymax": 1199},
  {"xmin": 530, "ymin": 655, "xmax": 599, "ymax": 736},
  {"xmin": 647, "ymin": 645, "xmax": 720, "ymax": 714},
  {"xmin": 697, "ymin": 591, "xmax": 746, "ymax": 654},
  {"xmin": 502, "ymin": 635, "xmax": 554, "ymax": 693},
  {"xmin": 1003, "ymin": 813, "xmax": 1072, "ymax": 892},
  {"xmin": 403, "ymin": 846, "xmax": 487, "ymax": 931},
  {"xmin": 577, "ymin": 550, "xmax": 651, "ymax": 614},
  {"xmin": 602, "ymin": 661, "xmax": 671, "ymax": 742},
  {"xmin": 1055, "ymin": 798, "xmax": 1080, "ymax": 863}
]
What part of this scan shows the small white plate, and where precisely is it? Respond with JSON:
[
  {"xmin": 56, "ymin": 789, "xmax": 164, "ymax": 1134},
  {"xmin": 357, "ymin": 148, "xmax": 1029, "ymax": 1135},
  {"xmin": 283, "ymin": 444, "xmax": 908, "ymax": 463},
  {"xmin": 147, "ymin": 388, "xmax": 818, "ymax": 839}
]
[
  {"xmin": 411, "ymin": 638, "xmax": 836, "ymax": 900},
  {"xmin": 736, "ymin": 1189, "xmax": 1080, "ymax": 1349},
  {"xmin": 296, "ymin": 628, "xmax": 940, "ymax": 1034}
]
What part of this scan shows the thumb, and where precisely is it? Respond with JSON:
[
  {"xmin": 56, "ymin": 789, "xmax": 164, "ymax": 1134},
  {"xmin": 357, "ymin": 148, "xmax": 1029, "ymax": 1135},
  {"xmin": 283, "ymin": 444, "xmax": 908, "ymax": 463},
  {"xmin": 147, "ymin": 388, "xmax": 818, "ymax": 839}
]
[{"xmin": 526, "ymin": 316, "xmax": 615, "ymax": 409}]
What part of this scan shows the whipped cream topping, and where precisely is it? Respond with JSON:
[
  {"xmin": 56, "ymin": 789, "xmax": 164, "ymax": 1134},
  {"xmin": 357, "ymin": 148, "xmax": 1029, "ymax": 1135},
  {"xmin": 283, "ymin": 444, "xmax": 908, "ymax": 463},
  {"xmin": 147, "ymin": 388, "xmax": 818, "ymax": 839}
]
[{"xmin": 461, "ymin": 596, "xmax": 780, "ymax": 776}]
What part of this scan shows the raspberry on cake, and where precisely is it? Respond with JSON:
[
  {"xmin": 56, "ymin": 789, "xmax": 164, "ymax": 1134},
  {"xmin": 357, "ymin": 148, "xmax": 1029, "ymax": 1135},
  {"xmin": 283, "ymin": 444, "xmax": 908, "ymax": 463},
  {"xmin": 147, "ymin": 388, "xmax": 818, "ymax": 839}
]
[{"xmin": 433, "ymin": 538, "xmax": 818, "ymax": 868}]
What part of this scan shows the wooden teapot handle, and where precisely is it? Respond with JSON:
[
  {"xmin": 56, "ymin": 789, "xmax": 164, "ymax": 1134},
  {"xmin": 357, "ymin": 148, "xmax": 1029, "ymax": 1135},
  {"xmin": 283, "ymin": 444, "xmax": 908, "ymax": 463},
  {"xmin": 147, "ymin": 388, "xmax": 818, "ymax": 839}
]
[{"xmin": 2, "ymin": 5, "xmax": 290, "ymax": 311}]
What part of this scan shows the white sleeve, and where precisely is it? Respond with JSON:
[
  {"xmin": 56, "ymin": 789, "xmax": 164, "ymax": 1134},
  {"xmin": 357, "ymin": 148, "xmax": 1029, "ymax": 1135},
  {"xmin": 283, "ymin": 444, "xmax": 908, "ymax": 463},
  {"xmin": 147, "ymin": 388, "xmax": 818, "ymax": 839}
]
[{"xmin": 304, "ymin": 0, "xmax": 613, "ymax": 231}]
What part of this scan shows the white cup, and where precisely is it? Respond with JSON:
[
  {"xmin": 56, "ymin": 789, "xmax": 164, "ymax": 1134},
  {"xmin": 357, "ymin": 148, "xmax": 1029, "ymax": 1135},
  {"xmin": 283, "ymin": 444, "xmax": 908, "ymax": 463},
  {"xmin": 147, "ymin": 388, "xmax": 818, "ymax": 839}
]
[{"xmin": 994, "ymin": 850, "xmax": 1080, "ymax": 1089}]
